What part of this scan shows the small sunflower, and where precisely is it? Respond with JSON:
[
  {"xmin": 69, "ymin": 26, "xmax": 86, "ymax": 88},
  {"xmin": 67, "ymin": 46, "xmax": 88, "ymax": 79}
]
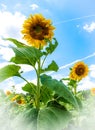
[
  {"xmin": 6, "ymin": 90, "xmax": 11, "ymax": 96},
  {"xmin": 90, "ymin": 88, "xmax": 95, "ymax": 96},
  {"xmin": 21, "ymin": 14, "xmax": 55, "ymax": 48},
  {"xmin": 69, "ymin": 61, "xmax": 89, "ymax": 80},
  {"xmin": 17, "ymin": 98, "xmax": 25, "ymax": 105}
]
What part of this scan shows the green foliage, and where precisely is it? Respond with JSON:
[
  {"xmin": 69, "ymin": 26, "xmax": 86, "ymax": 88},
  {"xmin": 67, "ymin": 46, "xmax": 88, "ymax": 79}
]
[
  {"xmin": 22, "ymin": 83, "xmax": 36, "ymax": 94},
  {"xmin": 0, "ymin": 64, "xmax": 21, "ymax": 82},
  {"xmin": 41, "ymin": 60, "xmax": 59, "ymax": 73},
  {"xmin": 11, "ymin": 46, "xmax": 43, "ymax": 66},
  {"xmin": 4, "ymin": 38, "xmax": 25, "ymax": 47},
  {"xmin": 40, "ymin": 86, "xmax": 52, "ymax": 104},
  {"xmin": 37, "ymin": 107, "xmax": 71, "ymax": 130},
  {"xmin": 22, "ymin": 106, "xmax": 71, "ymax": 130},
  {"xmin": 44, "ymin": 38, "xmax": 58, "ymax": 55},
  {"xmin": 0, "ymin": 29, "xmax": 86, "ymax": 130},
  {"xmin": 20, "ymin": 108, "xmax": 38, "ymax": 130},
  {"xmin": 40, "ymin": 74, "xmax": 79, "ymax": 109}
]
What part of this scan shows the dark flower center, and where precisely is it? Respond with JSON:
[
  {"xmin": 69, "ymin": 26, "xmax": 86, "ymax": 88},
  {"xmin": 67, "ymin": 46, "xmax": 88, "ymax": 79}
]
[
  {"xmin": 30, "ymin": 24, "xmax": 49, "ymax": 40},
  {"xmin": 33, "ymin": 25, "xmax": 43, "ymax": 33},
  {"xmin": 75, "ymin": 65, "xmax": 85, "ymax": 76}
]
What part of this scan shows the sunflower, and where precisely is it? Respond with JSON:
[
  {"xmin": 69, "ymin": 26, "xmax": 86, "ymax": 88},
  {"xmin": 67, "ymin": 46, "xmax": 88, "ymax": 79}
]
[
  {"xmin": 6, "ymin": 90, "xmax": 11, "ymax": 96},
  {"xmin": 69, "ymin": 61, "xmax": 89, "ymax": 80},
  {"xmin": 90, "ymin": 88, "xmax": 95, "ymax": 96},
  {"xmin": 21, "ymin": 14, "xmax": 55, "ymax": 48},
  {"xmin": 17, "ymin": 98, "xmax": 25, "ymax": 105}
]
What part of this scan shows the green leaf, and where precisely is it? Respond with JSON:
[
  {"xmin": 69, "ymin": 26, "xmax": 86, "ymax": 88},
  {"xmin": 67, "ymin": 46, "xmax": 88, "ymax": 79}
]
[
  {"xmin": 0, "ymin": 64, "xmax": 20, "ymax": 82},
  {"xmin": 40, "ymin": 86, "xmax": 52, "ymax": 104},
  {"xmin": 22, "ymin": 106, "xmax": 71, "ymax": 130},
  {"xmin": 11, "ymin": 46, "xmax": 43, "ymax": 66},
  {"xmin": 41, "ymin": 60, "xmax": 59, "ymax": 73},
  {"xmin": 4, "ymin": 38, "xmax": 26, "ymax": 47},
  {"xmin": 44, "ymin": 38, "xmax": 58, "ymax": 55},
  {"xmin": 38, "ymin": 107, "xmax": 71, "ymax": 130},
  {"xmin": 22, "ymin": 83, "xmax": 36, "ymax": 94},
  {"xmin": 21, "ymin": 108, "xmax": 38, "ymax": 130},
  {"xmin": 40, "ymin": 74, "xmax": 79, "ymax": 109},
  {"xmin": 75, "ymin": 96, "xmax": 83, "ymax": 109}
]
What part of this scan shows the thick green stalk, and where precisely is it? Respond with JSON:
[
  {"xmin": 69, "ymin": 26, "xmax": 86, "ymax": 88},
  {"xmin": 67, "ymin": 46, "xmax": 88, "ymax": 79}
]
[
  {"xmin": 74, "ymin": 86, "xmax": 77, "ymax": 95},
  {"xmin": 73, "ymin": 83, "xmax": 77, "ymax": 95},
  {"xmin": 36, "ymin": 57, "xmax": 41, "ymax": 110}
]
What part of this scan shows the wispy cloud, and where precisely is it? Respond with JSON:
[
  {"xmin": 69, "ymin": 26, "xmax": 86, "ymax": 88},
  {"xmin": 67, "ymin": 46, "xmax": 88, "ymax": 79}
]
[
  {"xmin": 30, "ymin": 4, "xmax": 39, "ymax": 10},
  {"xmin": 0, "ymin": 47, "xmax": 15, "ymax": 61},
  {"xmin": 59, "ymin": 52, "xmax": 95, "ymax": 70},
  {"xmin": 83, "ymin": 22, "xmax": 95, "ymax": 32},
  {"xmin": 54, "ymin": 14, "xmax": 95, "ymax": 25},
  {"xmin": 47, "ymin": 52, "xmax": 95, "ymax": 76}
]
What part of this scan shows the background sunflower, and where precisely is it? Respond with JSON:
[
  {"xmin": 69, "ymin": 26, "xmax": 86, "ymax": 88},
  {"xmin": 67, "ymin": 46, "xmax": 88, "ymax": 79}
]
[{"xmin": 69, "ymin": 61, "xmax": 89, "ymax": 80}]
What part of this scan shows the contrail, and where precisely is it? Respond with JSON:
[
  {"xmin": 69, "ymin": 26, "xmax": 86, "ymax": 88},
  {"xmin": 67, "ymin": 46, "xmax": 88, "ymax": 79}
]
[
  {"xmin": 48, "ymin": 52, "xmax": 95, "ymax": 75},
  {"xmin": 54, "ymin": 14, "xmax": 95, "ymax": 25},
  {"xmin": 59, "ymin": 52, "xmax": 95, "ymax": 70}
]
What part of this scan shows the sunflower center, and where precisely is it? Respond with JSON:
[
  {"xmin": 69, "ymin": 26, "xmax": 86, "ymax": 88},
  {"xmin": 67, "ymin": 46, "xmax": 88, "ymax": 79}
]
[
  {"xmin": 33, "ymin": 25, "xmax": 43, "ymax": 33},
  {"xmin": 30, "ymin": 24, "xmax": 49, "ymax": 40},
  {"xmin": 75, "ymin": 66, "xmax": 85, "ymax": 76}
]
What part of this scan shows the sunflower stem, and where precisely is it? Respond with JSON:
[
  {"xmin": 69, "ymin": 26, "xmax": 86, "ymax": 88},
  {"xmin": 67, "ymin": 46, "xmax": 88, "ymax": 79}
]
[
  {"xmin": 35, "ymin": 46, "xmax": 41, "ymax": 110},
  {"xmin": 73, "ymin": 83, "xmax": 77, "ymax": 95},
  {"xmin": 41, "ymin": 55, "xmax": 48, "ymax": 68}
]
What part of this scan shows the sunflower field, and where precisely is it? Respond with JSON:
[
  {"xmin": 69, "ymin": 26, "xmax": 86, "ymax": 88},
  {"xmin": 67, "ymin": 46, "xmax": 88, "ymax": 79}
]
[{"xmin": 0, "ymin": 14, "xmax": 95, "ymax": 130}]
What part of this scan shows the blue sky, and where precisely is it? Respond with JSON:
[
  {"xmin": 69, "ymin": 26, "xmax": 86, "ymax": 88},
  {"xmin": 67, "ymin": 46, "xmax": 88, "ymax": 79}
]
[{"xmin": 0, "ymin": 0, "xmax": 95, "ymax": 92}]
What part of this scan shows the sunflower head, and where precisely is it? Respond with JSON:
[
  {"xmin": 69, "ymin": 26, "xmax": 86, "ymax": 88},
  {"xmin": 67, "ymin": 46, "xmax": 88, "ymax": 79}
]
[
  {"xmin": 6, "ymin": 90, "xmax": 12, "ymax": 96},
  {"xmin": 21, "ymin": 14, "xmax": 55, "ymax": 48},
  {"xmin": 69, "ymin": 61, "xmax": 89, "ymax": 80},
  {"xmin": 17, "ymin": 98, "xmax": 25, "ymax": 105},
  {"xmin": 90, "ymin": 88, "xmax": 95, "ymax": 96}
]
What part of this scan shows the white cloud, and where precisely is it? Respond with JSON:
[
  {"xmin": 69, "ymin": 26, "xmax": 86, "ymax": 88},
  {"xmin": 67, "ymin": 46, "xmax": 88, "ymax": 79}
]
[
  {"xmin": 0, "ymin": 47, "xmax": 15, "ymax": 61},
  {"xmin": 0, "ymin": 10, "xmax": 26, "ymax": 60},
  {"xmin": 4, "ymin": 78, "xmax": 37, "ymax": 93},
  {"xmin": 77, "ymin": 64, "xmax": 95, "ymax": 91},
  {"xmin": 30, "ymin": 4, "xmax": 39, "ymax": 10},
  {"xmin": 0, "ymin": 62, "xmax": 9, "ymax": 68},
  {"xmin": 20, "ymin": 64, "xmax": 34, "ymax": 72},
  {"xmin": 0, "ymin": 10, "xmax": 25, "ymax": 39},
  {"xmin": 89, "ymin": 64, "xmax": 95, "ymax": 78},
  {"xmin": 78, "ymin": 76, "xmax": 95, "ymax": 91},
  {"xmin": 83, "ymin": 22, "xmax": 95, "ymax": 32}
]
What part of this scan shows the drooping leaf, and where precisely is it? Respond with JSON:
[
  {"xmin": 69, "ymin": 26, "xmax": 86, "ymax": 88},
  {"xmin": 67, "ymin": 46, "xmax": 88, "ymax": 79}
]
[
  {"xmin": 0, "ymin": 64, "xmax": 20, "ymax": 82},
  {"xmin": 41, "ymin": 60, "xmax": 59, "ymax": 73},
  {"xmin": 21, "ymin": 108, "xmax": 38, "ymax": 130},
  {"xmin": 22, "ymin": 106, "xmax": 71, "ymax": 130},
  {"xmin": 37, "ymin": 107, "xmax": 71, "ymax": 130},
  {"xmin": 44, "ymin": 38, "xmax": 58, "ymax": 55},
  {"xmin": 10, "ymin": 46, "xmax": 43, "ymax": 66},
  {"xmin": 4, "ymin": 38, "xmax": 26, "ymax": 47},
  {"xmin": 40, "ymin": 74, "xmax": 79, "ymax": 109}
]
